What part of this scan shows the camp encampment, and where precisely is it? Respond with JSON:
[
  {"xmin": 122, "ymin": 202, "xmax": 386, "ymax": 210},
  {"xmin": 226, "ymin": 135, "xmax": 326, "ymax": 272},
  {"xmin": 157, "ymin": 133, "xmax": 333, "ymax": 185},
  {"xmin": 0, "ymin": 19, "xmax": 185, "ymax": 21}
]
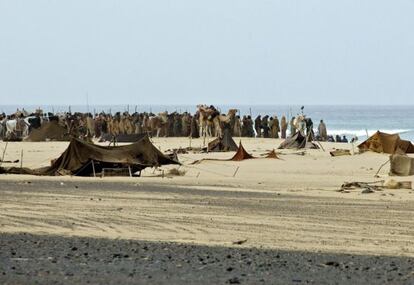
[
  {"xmin": 389, "ymin": 154, "xmax": 414, "ymax": 176},
  {"xmin": 278, "ymin": 132, "xmax": 319, "ymax": 150},
  {"xmin": 207, "ymin": 131, "xmax": 238, "ymax": 152},
  {"xmin": 358, "ymin": 131, "xmax": 414, "ymax": 154},
  {"xmin": 1, "ymin": 134, "xmax": 179, "ymax": 176},
  {"xmin": 25, "ymin": 121, "xmax": 70, "ymax": 142}
]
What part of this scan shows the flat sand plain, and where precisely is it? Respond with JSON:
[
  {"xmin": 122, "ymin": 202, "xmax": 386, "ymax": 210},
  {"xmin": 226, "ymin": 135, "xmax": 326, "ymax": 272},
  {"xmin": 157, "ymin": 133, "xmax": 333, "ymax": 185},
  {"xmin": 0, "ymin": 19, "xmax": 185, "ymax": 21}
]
[
  {"xmin": 0, "ymin": 138, "xmax": 413, "ymax": 284},
  {"xmin": 1, "ymin": 137, "xmax": 413, "ymax": 255}
]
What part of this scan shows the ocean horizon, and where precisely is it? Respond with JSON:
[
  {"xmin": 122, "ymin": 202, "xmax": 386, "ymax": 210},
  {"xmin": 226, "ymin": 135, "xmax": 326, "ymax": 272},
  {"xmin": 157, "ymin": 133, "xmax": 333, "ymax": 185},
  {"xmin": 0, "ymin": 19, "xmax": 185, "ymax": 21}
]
[{"xmin": 1, "ymin": 104, "xmax": 414, "ymax": 141}]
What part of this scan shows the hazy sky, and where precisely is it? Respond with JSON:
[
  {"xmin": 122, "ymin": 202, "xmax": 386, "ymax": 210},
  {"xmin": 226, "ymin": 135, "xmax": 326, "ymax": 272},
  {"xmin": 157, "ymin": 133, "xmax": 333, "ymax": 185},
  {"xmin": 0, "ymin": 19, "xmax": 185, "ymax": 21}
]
[{"xmin": 0, "ymin": 0, "xmax": 413, "ymax": 105}]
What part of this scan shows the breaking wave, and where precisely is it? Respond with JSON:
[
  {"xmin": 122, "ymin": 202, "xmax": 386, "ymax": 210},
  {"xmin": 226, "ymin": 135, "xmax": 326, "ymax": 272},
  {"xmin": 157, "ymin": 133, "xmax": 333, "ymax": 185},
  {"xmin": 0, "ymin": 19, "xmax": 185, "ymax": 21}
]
[{"xmin": 325, "ymin": 129, "xmax": 414, "ymax": 138}]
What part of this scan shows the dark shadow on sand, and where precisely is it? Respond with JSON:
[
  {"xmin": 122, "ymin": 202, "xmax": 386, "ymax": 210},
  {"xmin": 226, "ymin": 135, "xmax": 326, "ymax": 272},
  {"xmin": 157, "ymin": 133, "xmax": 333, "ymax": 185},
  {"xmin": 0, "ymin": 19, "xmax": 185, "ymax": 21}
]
[{"xmin": 0, "ymin": 233, "xmax": 413, "ymax": 285}]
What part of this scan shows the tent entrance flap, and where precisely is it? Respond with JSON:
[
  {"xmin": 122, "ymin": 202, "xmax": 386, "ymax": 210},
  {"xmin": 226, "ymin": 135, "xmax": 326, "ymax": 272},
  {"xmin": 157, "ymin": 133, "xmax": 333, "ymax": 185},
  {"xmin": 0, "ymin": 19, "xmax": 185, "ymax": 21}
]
[{"xmin": 74, "ymin": 160, "xmax": 143, "ymax": 177}]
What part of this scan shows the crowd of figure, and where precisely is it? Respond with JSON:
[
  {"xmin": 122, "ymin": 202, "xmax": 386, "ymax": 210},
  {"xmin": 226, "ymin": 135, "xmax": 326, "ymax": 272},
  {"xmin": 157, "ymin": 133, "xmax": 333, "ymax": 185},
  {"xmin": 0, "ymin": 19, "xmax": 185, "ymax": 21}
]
[{"xmin": 0, "ymin": 106, "xmax": 351, "ymax": 143}]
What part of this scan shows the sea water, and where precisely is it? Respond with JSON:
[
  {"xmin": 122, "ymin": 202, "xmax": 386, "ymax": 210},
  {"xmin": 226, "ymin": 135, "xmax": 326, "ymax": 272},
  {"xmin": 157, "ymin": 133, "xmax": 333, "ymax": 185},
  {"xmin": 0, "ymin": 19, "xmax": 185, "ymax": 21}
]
[{"xmin": 1, "ymin": 105, "xmax": 413, "ymax": 141}]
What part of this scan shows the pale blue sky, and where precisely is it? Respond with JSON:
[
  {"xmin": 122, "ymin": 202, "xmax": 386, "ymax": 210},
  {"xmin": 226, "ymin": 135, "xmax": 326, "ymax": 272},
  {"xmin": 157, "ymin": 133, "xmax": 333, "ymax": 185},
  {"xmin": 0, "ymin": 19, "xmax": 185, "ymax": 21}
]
[{"xmin": 0, "ymin": 0, "xmax": 413, "ymax": 105}]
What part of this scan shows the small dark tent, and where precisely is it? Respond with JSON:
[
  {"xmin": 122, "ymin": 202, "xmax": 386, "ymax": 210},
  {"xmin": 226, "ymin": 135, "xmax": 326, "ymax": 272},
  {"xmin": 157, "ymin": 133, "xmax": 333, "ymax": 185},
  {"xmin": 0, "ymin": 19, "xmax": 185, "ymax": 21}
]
[
  {"xmin": 1, "ymin": 134, "xmax": 179, "ymax": 176},
  {"xmin": 25, "ymin": 121, "xmax": 70, "ymax": 142},
  {"xmin": 230, "ymin": 142, "xmax": 254, "ymax": 161},
  {"xmin": 264, "ymin": 149, "xmax": 279, "ymax": 159},
  {"xmin": 278, "ymin": 132, "xmax": 319, "ymax": 150},
  {"xmin": 208, "ymin": 131, "xmax": 238, "ymax": 152},
  {"xmin": 358, "ymin": 131, "xmax": 414, "ymax": 154}
]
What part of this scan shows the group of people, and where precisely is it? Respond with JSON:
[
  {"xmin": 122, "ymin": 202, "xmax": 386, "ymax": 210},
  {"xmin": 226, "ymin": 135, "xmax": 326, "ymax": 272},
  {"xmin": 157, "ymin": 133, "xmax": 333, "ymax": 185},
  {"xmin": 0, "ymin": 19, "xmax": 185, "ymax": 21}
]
[
  {"xmin": 252, "ymin": 115, "xmax": 288, "ymax": 139},
  {"xmin": 0, "ymin": 107, "xmax": 342, "ymax": 143}
]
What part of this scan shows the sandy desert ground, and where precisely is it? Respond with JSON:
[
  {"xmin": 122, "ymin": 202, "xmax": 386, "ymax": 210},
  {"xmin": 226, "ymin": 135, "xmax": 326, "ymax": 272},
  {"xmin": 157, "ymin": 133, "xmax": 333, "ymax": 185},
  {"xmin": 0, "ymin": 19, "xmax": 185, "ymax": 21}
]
[{"xmin": 0, "ymin": 137, "xmax": 413, "ymax": 284}]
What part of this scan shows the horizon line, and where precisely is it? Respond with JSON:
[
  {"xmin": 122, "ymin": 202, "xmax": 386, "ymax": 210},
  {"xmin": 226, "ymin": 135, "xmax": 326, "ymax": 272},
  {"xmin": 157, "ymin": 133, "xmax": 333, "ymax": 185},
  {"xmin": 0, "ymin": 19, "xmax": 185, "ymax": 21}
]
[{"xmin": 1, "ymin": 104, "xmax": 414, "ymax": 107}]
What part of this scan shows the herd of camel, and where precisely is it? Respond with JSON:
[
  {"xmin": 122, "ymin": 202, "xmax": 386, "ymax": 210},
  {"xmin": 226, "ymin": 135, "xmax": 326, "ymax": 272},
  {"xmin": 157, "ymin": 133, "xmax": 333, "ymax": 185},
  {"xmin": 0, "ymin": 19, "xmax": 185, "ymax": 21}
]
[{"xmin": 0, "ymin": 105, "xmax": 310, "ymax": 141}]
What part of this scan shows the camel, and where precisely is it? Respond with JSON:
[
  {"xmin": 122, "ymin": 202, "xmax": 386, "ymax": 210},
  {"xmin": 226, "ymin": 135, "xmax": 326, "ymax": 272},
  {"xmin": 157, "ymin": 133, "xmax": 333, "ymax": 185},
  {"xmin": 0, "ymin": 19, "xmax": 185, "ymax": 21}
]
[
  {"xmin": 148, "ymin": 112, "xmax": 168, "ymax": 137},
  {"xmin": 4, "ymin": 118, "xmax": 30, "ymax": 139},
  {"xmin": 197, "ymin": 105, "xmax": 219, "ymax": 138},
  {"xmin": 212, "ymin": 109, "xmax": 238, "ymax": 137},
  {"xmin": 86, "ymin": 115, "xmax": 95, "ymax": 137}
]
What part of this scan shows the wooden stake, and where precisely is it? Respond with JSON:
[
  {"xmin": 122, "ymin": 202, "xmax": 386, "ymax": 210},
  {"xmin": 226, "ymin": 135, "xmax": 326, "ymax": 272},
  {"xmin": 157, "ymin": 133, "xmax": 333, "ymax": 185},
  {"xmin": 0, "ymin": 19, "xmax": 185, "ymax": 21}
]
[
  {"xmin": 316, "ymin": 140, "xmax": 325, "ymax": 152},
  {"xmin": 233, "ymin": 166, "xmax": 240, "ymax": 177},
  {"xmin": 374, "ymin": 158, "xmax": 390, "ymax": 178},
  {"xmin": 20, "ymin": 149, "xmax": 23, "ymax": 169},
  {"xmin": 0, "ymin": 141, "xmax": 8, "ymax": 166}
]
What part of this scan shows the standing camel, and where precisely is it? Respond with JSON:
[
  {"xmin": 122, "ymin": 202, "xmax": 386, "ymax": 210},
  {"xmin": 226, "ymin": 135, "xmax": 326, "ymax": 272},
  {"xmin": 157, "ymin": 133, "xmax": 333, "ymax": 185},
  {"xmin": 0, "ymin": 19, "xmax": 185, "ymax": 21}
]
[
  {"xmin": 212, "ymin": 109, "xmax": 238, "ymax": 137},
  {"xmin": 197, "ymin": 105, "xmax": 218, "ymax": 138}
]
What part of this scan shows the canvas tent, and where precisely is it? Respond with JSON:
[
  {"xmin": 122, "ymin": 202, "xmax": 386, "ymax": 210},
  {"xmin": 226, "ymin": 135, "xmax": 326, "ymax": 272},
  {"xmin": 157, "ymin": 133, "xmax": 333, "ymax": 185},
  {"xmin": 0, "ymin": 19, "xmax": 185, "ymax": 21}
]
[
  {"xmin": 207, "ymin": 131, "xmax": 238, "ymax": 152},
  {"xmin": 278, "ymin": 132, "xmax": 319, "ymax": 150},
  {"xmin": 25, "ymin": 121, "xmax": 70, "ymax": 142},
  {"xmin": 389, "ymin": 154, "xmax": 414, "ymax": 176},
  {"xmin": 358, "ymin": 131, "xmax": 414, "ymax": 154},
  {"xmin": 264, "ymin": 149, "xmax": 279, "ymax": 159},
  {"xmin": 1, "ymin": 134, "xmax": 178, "ymax": 176},
  {"xmin": 191, "ymin": 141, "xmax": 255, "ymax": 164},
  {"xmin": 230, "ymin": 142, "xmax": 254, "ymax": 161}
]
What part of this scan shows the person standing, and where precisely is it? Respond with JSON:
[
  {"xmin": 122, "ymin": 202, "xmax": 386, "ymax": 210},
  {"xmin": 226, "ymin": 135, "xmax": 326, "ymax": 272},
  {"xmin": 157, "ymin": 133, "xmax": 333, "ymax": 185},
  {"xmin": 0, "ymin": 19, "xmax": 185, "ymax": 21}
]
[
  {"xmin": 241, "ymin": 115, "xmax": 248, "ymax": 137},
  {"xmin": 254, "ymin": 115, "xmax": 262, "ymax": 138},
  {"xmin": 305, "ymin": 117, "xmax": 314, "ymax": 139},
  {"xmin": 247, "ymin": 116, "xmax": 255, "ymax": 137},
  {"xmin": 268, "ymin": 117, "xmax": 275, "ymax": 138},
  {"xmin": 233, "ymin": 115, "xmax": 242, "ymax": 137},
  {"xmin": 262, "ymin": 115, "xmax": 270, "ymax": 138},
  {"xmin": 290, "ymin": 116, "xmax": 296, "ymax": 135},
  {"xmin": 173, "ymin": 114, "xmax": 181, "ymax": 137},
  {"xmin": 190, "ymin": 114, "xmax": 199, "ymax": 138},
  {"xmin": 317, "ymin": 119, "xmax": 328, "ymax": 141},
  {"xmin": 280, "ymin": 116, "xmax": 287, "ymax": 139},
  {"xmin": 273, "ymin": 116, "xmax": 280, "ymax": 138}
]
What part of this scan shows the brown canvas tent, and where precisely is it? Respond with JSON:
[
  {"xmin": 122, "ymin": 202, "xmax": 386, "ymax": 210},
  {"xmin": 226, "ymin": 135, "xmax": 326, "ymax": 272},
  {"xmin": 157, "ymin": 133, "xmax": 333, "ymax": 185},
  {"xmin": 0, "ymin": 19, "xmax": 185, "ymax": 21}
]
[
  {"xmin": 25, "ymin": 121, "xmax": 70, "ymax": 142},
  {"xmin": 230, "ymin": 142, "xmax": 254, "ymax": 161},
  {"xmin": 264, "ymin": 149, "xmax": 279, "ymax": 159},
  {"xmin": 207, "ymin": 131, "xmax": 238, "ymax": 152},
  {"xmin": 1, "ymin": 134, "xmax": 178, "ymax": 176},
  {"xmin": 358, "ymin": 131, "xmax": 414, "ymax": 154},
  {"xmin": 191, "ymin": 141, "xmax": 255, "ymax": 164},
  {"xmin": 389, "ymin": 154, "xmax": 414, "ymax": 176},
  {"xmin": 278, "ymin": 132, "xmax": 319, "ymax": 150}
]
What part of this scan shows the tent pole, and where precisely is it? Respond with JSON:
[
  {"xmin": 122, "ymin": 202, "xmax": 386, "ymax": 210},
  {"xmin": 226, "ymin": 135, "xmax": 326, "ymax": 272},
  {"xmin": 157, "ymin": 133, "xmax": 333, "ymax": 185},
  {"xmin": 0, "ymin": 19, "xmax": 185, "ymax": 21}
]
[
  {"xmin": 0, "ymin": 141, "xmax": 9, "ymax": 167},
  {"xmin": 316, "ymin": 140, "xmax": 325, "ymax": 152},
  {"xmin": 20, "ymin": 149, "xmax": 23, "ymax": 169},
  {"xmin": 91, "ymin": 160, "xmax": 96, "ymax": 177},
  {"xmin": 128, "ymin": 165, "xmax": 132, "ymax": 177}
]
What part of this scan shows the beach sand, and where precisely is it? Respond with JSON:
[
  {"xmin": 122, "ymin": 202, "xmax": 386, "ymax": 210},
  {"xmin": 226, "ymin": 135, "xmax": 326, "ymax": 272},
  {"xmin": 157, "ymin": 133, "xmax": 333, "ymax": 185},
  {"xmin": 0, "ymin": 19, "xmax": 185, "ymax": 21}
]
[{"xmin": 0, "ymin": 138, "xmax": 413, "ymax": 284}]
